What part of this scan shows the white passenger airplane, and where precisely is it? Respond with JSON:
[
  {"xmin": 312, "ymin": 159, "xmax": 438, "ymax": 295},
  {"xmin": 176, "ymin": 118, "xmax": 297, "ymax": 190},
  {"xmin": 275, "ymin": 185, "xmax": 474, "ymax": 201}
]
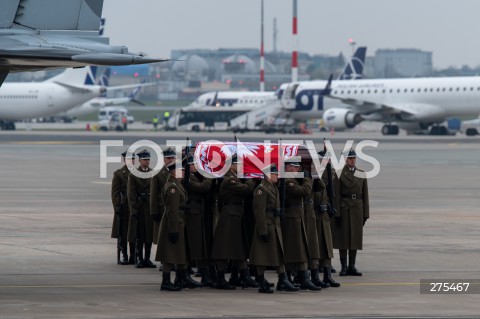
[
  {"xmin": 53, "ymin": 68, "xmax": 146, "ymax": 119},
  {"xmin": 0, "ymin": 68, "xmax": 104, "ymax": 130},
  {"xmin": 190, "ymin": 47, "xmax": 367, "ymax": 109},
  {"xmin": 318, "ymin": 76, "xmax": 480, "ymax": 135}
]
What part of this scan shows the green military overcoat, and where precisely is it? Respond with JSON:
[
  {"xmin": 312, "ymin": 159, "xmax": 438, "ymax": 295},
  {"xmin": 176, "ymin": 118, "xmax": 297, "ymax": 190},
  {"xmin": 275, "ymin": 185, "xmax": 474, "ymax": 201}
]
[
  {"xmin": 303, "ymin": 184, "xmax": 320, "ymax": 260},
  {"xmin": 314, "ymin": 179, "xmax": 334, "ymax": 260},
  {"xmin": 127, "ymin": 167, "xmax": 153, "ymax": 243},
  {"xmin": 110, "ymin": 165, "xmax": 131, "ymax": 238},
  {"xmin": 333, "ymin": 166, "xmax": 369, "ymax": 250},
  {"xmin": 249, "ymin": 178, "xmax": 285, "ymax": 267},
  {"xmin": 155, "ymin": 176, "xmax": 188, "ymax": 265},
  {"xmin": 281, "ymin": 177, "xmax": 312, "ymax": 263},
  {"xmin": 210, "ymin": 171, "xmax": 255, "ymax": 261},
  {"xmin": 150, "ymin": 165, "xmax": 169, "ymax": 244},
  {"xmin": 185, "ymin": 172, "xmax": 212, "ymax": 261}
]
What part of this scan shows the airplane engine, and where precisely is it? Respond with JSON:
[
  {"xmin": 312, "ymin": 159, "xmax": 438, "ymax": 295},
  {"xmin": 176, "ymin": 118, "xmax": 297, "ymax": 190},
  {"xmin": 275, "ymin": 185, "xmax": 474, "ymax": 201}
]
[{"xmin": 322, "ymin": 108, "xmax": 362, "ymax": 129}]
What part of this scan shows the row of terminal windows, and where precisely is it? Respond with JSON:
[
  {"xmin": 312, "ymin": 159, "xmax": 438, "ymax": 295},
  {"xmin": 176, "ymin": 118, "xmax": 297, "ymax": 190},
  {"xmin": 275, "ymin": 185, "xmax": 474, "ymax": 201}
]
[
  {"xmin": 0, "ymin": 95, "xmax": 38, "ymax": 99},
  {"xmin": 333, "ymin": 87, "xmax": 480, "ymax": 95}
]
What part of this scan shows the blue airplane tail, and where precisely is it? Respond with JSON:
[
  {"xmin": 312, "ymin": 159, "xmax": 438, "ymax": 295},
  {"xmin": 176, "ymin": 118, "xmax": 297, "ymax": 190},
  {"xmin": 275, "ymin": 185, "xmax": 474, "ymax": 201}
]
[
  {"xmin": 84, "ymin": 66, "xmax": 98, "ymax": 86},
  {"xmin": 339, "ymin": 47, "xmax": 367, "ymax": 80}
]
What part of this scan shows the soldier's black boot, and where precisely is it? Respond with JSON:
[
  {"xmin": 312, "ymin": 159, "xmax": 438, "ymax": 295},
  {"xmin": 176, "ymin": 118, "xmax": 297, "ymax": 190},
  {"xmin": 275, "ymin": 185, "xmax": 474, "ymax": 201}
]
[
  {"xmin": 216, "ymin": 271, "xmax": 236, "ymax": 290},
  {"xmin": 311, "ymin": 269, "xmax": 329, "ymax": 288},
  {"xmin": 339, "ymin": 256, "xmax": 348, "ymax": 276},
  {"xmin": 161, "ymin": 272, "xmax": 181, "ymax": 291},
  {"xmin": 323, "ymin": 266, "xmax": 340, "ymax": 287},
  {"xmin": 286, "ymin": 271, "xmax": 300, "ymax": 288},
  {"xmin": 228, "ymin": 266, "xmax": 242, "ymax": 287},
  {"xmin": 135, "ymin": 243, "xmax": 144, "ymax": 268},
  {"xmin": 120, "ymin": 243, "xmax": 129, "ymax": 265},
  {"xmin": 256, "ymin": 275, "xmax": 273, "ymax": 293},
  {"xmin": 347, "ymin": 251, "xmax": 362, "ymax": 276},
  {"xmin": 173, "ymin": 268, "xmax": 183, "ymax": 289},
  {"xmin": 331, "ymin": 265, "xmax": 337, "ymax": 273},
  {"xmin": 256, "ymin": 276, "xmax": 274, "ymax": 287},
  {"xmin": 128, "ymin": 243, "xmax": 135, "ymax": 265},
  {"xmin": 239, "ymin": 269, "xmax": 259, "ymax": 289},
  {"xmin": 143, "ymin": 243, "xmax": 156, "ymax": 268},
  {"xmin": 299, "ymin": 270, "xmax": 321, "ymax": 291},
  {"xmin": 209, "ymin": 265, "xmax": 218, "ymax": 284},
  {"xmin": 182, "ymin": 269, "xmax": 203, "ymax": 289},
  {"xmin": 200, "ymin": 268, "xmax": 215, "ymax": 288},
  {"xmin": 276, "ymin": 272, "xmax": 300, "ymax": 292}
]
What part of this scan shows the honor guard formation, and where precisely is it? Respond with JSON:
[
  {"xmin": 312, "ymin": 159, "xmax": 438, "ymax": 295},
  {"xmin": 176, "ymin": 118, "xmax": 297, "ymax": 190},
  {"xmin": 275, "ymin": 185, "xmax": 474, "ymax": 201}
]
[{"xmin": 110, "ymin": 145, "xmax": 369, "ymax": 293}]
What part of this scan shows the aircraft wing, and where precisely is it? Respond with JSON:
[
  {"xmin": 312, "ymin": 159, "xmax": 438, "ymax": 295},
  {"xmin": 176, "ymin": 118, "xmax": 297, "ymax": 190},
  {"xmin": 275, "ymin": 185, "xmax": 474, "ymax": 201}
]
[
  {"xmin": 105, "ymin": 82, "xmax": 157, "ymax": 92},
  {"xmin": 89, "ymin": 97, "xmax": 142, "ymax": 107},
  {"xmin": 53, "ymin": 81, "xmax": 103, "ymax": 95}
]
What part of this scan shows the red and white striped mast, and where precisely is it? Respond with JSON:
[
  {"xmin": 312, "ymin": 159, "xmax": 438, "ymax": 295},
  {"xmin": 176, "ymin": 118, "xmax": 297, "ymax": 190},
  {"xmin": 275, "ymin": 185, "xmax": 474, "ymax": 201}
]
[
  {"xmin": 260, "ymin": 0, "xmax": 265, "ymax": 91},
  {"xmin": 291, "ymin": 0, "xmax": 298, "ymax": 82}
]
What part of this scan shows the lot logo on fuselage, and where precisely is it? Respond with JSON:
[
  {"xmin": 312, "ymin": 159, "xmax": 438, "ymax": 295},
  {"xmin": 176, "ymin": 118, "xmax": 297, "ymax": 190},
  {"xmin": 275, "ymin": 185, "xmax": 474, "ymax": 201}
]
[{"xmin": 294, "ymin": 89, "xmax": 325, "ymax": 111}]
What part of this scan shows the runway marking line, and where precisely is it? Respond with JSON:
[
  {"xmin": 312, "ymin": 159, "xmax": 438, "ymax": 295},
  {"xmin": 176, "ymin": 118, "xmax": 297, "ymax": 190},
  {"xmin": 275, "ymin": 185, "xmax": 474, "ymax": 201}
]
[{"xmin": 91, "ymin": 181, "xmax": 111, "ymax": 185}]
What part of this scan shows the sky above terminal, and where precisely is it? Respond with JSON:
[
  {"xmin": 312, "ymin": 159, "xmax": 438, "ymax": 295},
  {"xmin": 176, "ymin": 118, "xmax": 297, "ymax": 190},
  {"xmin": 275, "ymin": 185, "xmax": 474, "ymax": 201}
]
[{"xmin": 103, "ymin": 0, "xmax": 480, "ymax": 69}]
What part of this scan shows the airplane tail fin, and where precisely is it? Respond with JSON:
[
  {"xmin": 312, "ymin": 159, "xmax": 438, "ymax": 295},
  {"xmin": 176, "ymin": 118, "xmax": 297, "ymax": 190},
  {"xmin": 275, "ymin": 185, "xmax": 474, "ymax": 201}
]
[
  {"xmin": 12, "ymin": 0, "xmax": 104, "ymax": 31},
  {"xmin": 98, "ymin": 68, "xmax": 111, "ymax": 87},
  {"xmin": 339, "ymin": 47, "xmax": 367, "ymax": 80},
  {"xmin": 96, "ymin": 68, "xmax": 111, "ymax": 97},
  {"xmin": 84, "ymin": 66, "xmax": 97, "ymax": 85},
  {"xmin": 128, "ymin": 81, "xmax": 144, "ymax": 100}
]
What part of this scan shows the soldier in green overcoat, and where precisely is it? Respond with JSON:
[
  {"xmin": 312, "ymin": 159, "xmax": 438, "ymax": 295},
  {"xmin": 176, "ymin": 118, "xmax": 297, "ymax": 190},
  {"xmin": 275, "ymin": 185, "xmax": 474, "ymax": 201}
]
[
  {"xmin": 127, "ymin": 150, "xmax": 155, "ymax": 269},
  {"xmin": 150, "ymin": 148, "xmax": 176, "ymax": 245},
  {"xmin": 334, "ymin": 149, "xmax": 369, "ymax": 276},
  {"xmin": 184, "ymin": 156, "xmax": 214, "ymax": 287},
  {"xmin": 313, "ymin": 154, "xmax": 340, "ymax": 288},
  {"xmin": 210, "ymin": 155, "xmax": 257, "ymax": 290},
  {"xmin": 250, "ymin": 164, "xmax": 299, "ymax": 293},
  {"xmin": 111, "ymin": 150, "xmax": 134, "ymax": 265},
  {"xmin": 282, "ymin": 162, "xmax": 320, "ymax": 291},
  {"xmin": 155, "ymin": 163, "xmax": 202, "ymax": 291}
]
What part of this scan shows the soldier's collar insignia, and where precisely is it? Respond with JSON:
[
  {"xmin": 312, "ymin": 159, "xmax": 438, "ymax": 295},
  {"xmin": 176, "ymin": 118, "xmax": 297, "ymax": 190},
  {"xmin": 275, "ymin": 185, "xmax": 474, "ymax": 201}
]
[
  {"xmin": 257, "ymin": 189, "xmax": 263, "ymax": 195},
  {"xmin": 170, "ymin": 188, "xmax": 176, "ymax": 193}
]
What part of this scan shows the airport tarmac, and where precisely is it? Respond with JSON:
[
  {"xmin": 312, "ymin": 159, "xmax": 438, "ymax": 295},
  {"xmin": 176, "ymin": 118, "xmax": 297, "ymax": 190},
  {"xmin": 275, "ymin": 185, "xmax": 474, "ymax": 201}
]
[{"xmin": 0, "ymin": 130, "xmax": 479, "ymax": 319}]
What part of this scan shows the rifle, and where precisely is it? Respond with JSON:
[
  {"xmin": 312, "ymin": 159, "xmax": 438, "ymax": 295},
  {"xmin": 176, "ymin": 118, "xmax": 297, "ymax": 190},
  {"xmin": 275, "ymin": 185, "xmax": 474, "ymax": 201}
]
[{"xmin": 324, "ymin": 138, "xmax": 336, "ymax": 218}]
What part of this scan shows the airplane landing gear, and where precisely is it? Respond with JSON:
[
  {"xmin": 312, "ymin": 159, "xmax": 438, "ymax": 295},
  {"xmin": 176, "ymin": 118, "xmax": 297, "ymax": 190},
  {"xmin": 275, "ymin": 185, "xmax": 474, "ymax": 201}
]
[
  {"xmin": 429, "ymin": 125, "xmax": 449, "ymax": 136},
  {"xmin": 381, "ymin": 124, "xmax": 399, "ymax": 135}
]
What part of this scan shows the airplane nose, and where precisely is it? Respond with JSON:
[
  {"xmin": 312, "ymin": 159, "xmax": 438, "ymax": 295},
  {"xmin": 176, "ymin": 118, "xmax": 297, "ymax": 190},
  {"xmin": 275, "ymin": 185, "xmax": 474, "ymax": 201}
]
[{"xmin": 100, "ymin": 87, "xmax": 107, "ymax": 94}]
